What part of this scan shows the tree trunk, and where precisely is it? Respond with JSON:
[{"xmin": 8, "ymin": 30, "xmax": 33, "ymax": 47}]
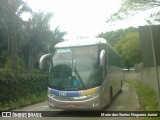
[{"xmin": 28, "ymin": 47, "xmax": 36, "ymax": 74}]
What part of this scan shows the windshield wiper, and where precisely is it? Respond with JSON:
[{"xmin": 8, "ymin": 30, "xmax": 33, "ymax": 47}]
[
  {"xmin": 57, "ymin": 64, "xmax": 71, "ymax": 88},
  {"xmin": 73, "ymin": 60, "xmax": 86, "ymax": 89},
  {"xmin": 74, "ymin": 68, "xmax": 86, "ymax": 89},
  {"xmin": 57, "ymin": 61, "xmax": 86, "ymax": 90}
]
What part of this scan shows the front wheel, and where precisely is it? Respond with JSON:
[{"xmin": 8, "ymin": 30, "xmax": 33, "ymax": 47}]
[
  {"xmin": 119, "ymin": 81, "xmax": 123, "ymax": 93},
  {"xmin": 110, "ymin": 88, "xmax": 113, "ymax": 102}
]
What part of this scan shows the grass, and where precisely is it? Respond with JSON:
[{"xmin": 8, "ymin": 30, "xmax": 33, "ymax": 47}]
[
  {"xmin": 126, "ymin": 80, "xmax": 160, "ymax": 120},
  {"xmin": 0, "ymin": 92, "xmax": 47, "ymax": 111}
]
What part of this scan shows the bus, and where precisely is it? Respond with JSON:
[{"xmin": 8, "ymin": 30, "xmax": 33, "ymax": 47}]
[{"xmin": 39, "ymin": 38, "xmax": 123, "ymax": 110}]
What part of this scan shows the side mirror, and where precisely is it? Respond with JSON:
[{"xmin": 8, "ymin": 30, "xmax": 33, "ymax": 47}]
[
  {"xmin": 39, "ymin": 53, "xmax": 51, "ymax": 69},
  {"xmin": 100, "ymin": 50, "xmax": 105, "ymax": 67}
]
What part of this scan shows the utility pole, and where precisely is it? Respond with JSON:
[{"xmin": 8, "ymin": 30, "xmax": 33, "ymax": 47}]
[{"xmin": 149, "ymin": 25, "xmax": 160, "ymax": 110}]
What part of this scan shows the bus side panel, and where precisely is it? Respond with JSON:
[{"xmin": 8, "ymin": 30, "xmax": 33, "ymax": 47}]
[
  {"xmin": 101, "ymin": 74, "xmax": 112, "ymax": 108},
  {"xmin": 107, "ymin": 44, "xmax": 123, "ymax": 99}
]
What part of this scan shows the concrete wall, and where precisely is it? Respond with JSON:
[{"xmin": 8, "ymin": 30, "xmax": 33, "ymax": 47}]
[{"xmin": 124, "ymin": 66, "xmax": 160, "ymax": 97}]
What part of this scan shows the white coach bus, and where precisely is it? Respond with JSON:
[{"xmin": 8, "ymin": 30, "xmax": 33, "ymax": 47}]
[{"xmin": 39, "ymin": 38, "xmax": 123, "ymax": 110}]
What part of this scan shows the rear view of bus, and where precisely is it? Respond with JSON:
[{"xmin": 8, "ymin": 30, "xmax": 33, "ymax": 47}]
[{"xmin": 39, "ymin": 38, "xmax": 123, "ymax": 110}]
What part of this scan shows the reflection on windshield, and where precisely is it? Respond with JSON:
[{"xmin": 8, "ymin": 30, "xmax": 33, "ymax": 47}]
[
  {"xmin": 49, "ymin": 46, "xmax": 100, "ymax": 90},
  {"xmin": 51, "ymin": 64, "xmax": 71, "ymax": 79},
  {"xmin": 74, "ymin": 47, "xmax": 99, "ymax": 85},
  {"xmin": 53, "ymin": 49, "xmax": 72, "ymax": 60}
]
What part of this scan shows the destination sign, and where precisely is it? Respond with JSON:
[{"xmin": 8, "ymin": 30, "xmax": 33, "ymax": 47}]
[
  {"xmin": 75, "ymin": 48, "xmax": 94, "ymax": 55},
  {"xmin": 74, "ymin": 47, "xmax": 98, "ymax": 59}
]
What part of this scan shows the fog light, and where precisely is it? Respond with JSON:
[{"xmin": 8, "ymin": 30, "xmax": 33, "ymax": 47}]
[
  {"xmin": 93, "ymin": 101, "xmax": 99, "ymax": 107},
  {"xmin": 49, "ymin": 102, "xmax": 54, "ymax": 107}
]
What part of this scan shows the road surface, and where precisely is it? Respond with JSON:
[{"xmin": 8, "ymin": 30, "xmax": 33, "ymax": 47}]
[{"xmin": 1, "ymin": 83, "xmax": 140, "ymax": 120}]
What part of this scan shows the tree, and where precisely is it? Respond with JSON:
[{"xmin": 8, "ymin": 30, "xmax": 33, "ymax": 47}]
[
  {"xmin": 107, "ymin": 0, "xmax": 160, "ymax": 23},
  {"xmin": 24, "ymin": 12, "xmax": 67, "ymax": 73},
  {"xmin": 98, "ymin": 27, "xmax": 137, "ymax": 46},
  {"xmin": 24, "ymin": 12, "xmax": 52, "ymax": 73},
  {"xmin": 0, "ymin": 0, "xmax": 31, "ymax": 72},
  {"xmin": 0, "ymin": 1, "xmax": 67, "ymax": 74},
  {"xmin": 114, "ymin": 31, "xmax": 142, "ymax": 69},
  {"xmin": 49, "ymin": 27, "xmax": 67, "ymax": 51},
  {"xmin": 98, "ymin": 29, "xmax": 124, "ymax": 46}
]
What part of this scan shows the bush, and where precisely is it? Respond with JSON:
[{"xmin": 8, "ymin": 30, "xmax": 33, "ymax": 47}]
[{"xmin": 0, "ymin": 69, "xmax": 48, "ymax": 110}]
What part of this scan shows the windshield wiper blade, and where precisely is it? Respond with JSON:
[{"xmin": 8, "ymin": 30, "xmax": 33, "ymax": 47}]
[
  {"xmin": 74, "ymin": 68, "xmax": 86, "ymax": 89},
  {"xmin": 73, "ymin": 60, "xmax": 86, "ymax": 89},
  {"xmin": 57, "ymin": 64, "xmax": 71, "ymax": 88}
]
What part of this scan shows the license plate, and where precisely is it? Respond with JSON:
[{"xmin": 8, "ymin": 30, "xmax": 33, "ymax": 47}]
[{"xmin": 66, "ymin": 104, "xmax": 77, "ymax": 107}]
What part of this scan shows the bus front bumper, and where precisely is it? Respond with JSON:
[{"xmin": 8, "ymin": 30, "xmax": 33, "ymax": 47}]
[{"xmin": 48, "ymin": 95, "xmax": 102, "ymax": 110}]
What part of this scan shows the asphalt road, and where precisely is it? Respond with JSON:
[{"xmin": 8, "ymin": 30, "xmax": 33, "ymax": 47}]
[{"xmin": 1, "ymin": 83, "xmax": 140, "ymax": 120}]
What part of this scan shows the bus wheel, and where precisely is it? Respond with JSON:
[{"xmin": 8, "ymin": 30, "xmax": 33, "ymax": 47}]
[
  {"xmin": 110, "ymin": 87, "xmax": 113, "ymax": 102},
  {"xmin": 119, "ymin": 81, "xmax": 122, "ymax": 93}
]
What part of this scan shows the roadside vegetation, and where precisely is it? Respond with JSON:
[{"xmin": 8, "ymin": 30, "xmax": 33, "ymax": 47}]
[
  {"xmin": 126, "ymin": 80, "xmax": 159, "ymax": 120},
  {"xmin": 0, "ymin": 0, "xmax": 65, "ymax": 110},
  {"xmin": 0, "ymin": 69, "xmax": 48, "ymax": 111},
  {"xmin": 0, "ymin": 93, "xmax": 47, "ymax": 111}
]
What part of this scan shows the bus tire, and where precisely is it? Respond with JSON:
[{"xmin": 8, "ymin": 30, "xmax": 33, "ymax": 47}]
[
  {"xmin": 119, "ymin": 81, "xmax": 122, "ymax": 93},
  {"xmin": 110, "ymin": 87, "xmax": 113, "ymax": 102}
]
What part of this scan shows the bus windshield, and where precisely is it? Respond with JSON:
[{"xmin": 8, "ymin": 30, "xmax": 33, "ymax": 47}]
[{"xmin": 48, "ymin": 45, "xmax": 100, "ymax": 90}]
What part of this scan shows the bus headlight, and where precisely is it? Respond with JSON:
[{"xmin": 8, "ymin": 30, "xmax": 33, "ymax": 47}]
[
  {"xmin": 48, "ymin": 88, "xmax": 55, "ymax": 98},
  {"xmin": 89, "ymin": 93, "xmax": 100, "ymax": 98},
  {"xmin": 48, "ymin": 88, "xmax": 51, "ymax": 94},
  {"xmin": 49, "ymin": 94, "xmax": 55, "ymax": 98}
]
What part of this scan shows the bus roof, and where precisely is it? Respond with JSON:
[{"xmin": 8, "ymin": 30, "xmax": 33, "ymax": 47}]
[{"xmin": 54, "ymin": 38, "xmax": 107, "ymax": 48}]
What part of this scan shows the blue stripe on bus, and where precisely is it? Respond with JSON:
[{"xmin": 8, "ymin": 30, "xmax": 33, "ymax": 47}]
[
  {"xmin": 66, "ymin": 91, "xmax": 80, "ymax": 97},
  {"xmin": 50, "ymin": 89, "xmax": 59, "ymax": 96},
  {"xmin": 50, "ymin": 87, "xmax": 100, "ymax": 97}
]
